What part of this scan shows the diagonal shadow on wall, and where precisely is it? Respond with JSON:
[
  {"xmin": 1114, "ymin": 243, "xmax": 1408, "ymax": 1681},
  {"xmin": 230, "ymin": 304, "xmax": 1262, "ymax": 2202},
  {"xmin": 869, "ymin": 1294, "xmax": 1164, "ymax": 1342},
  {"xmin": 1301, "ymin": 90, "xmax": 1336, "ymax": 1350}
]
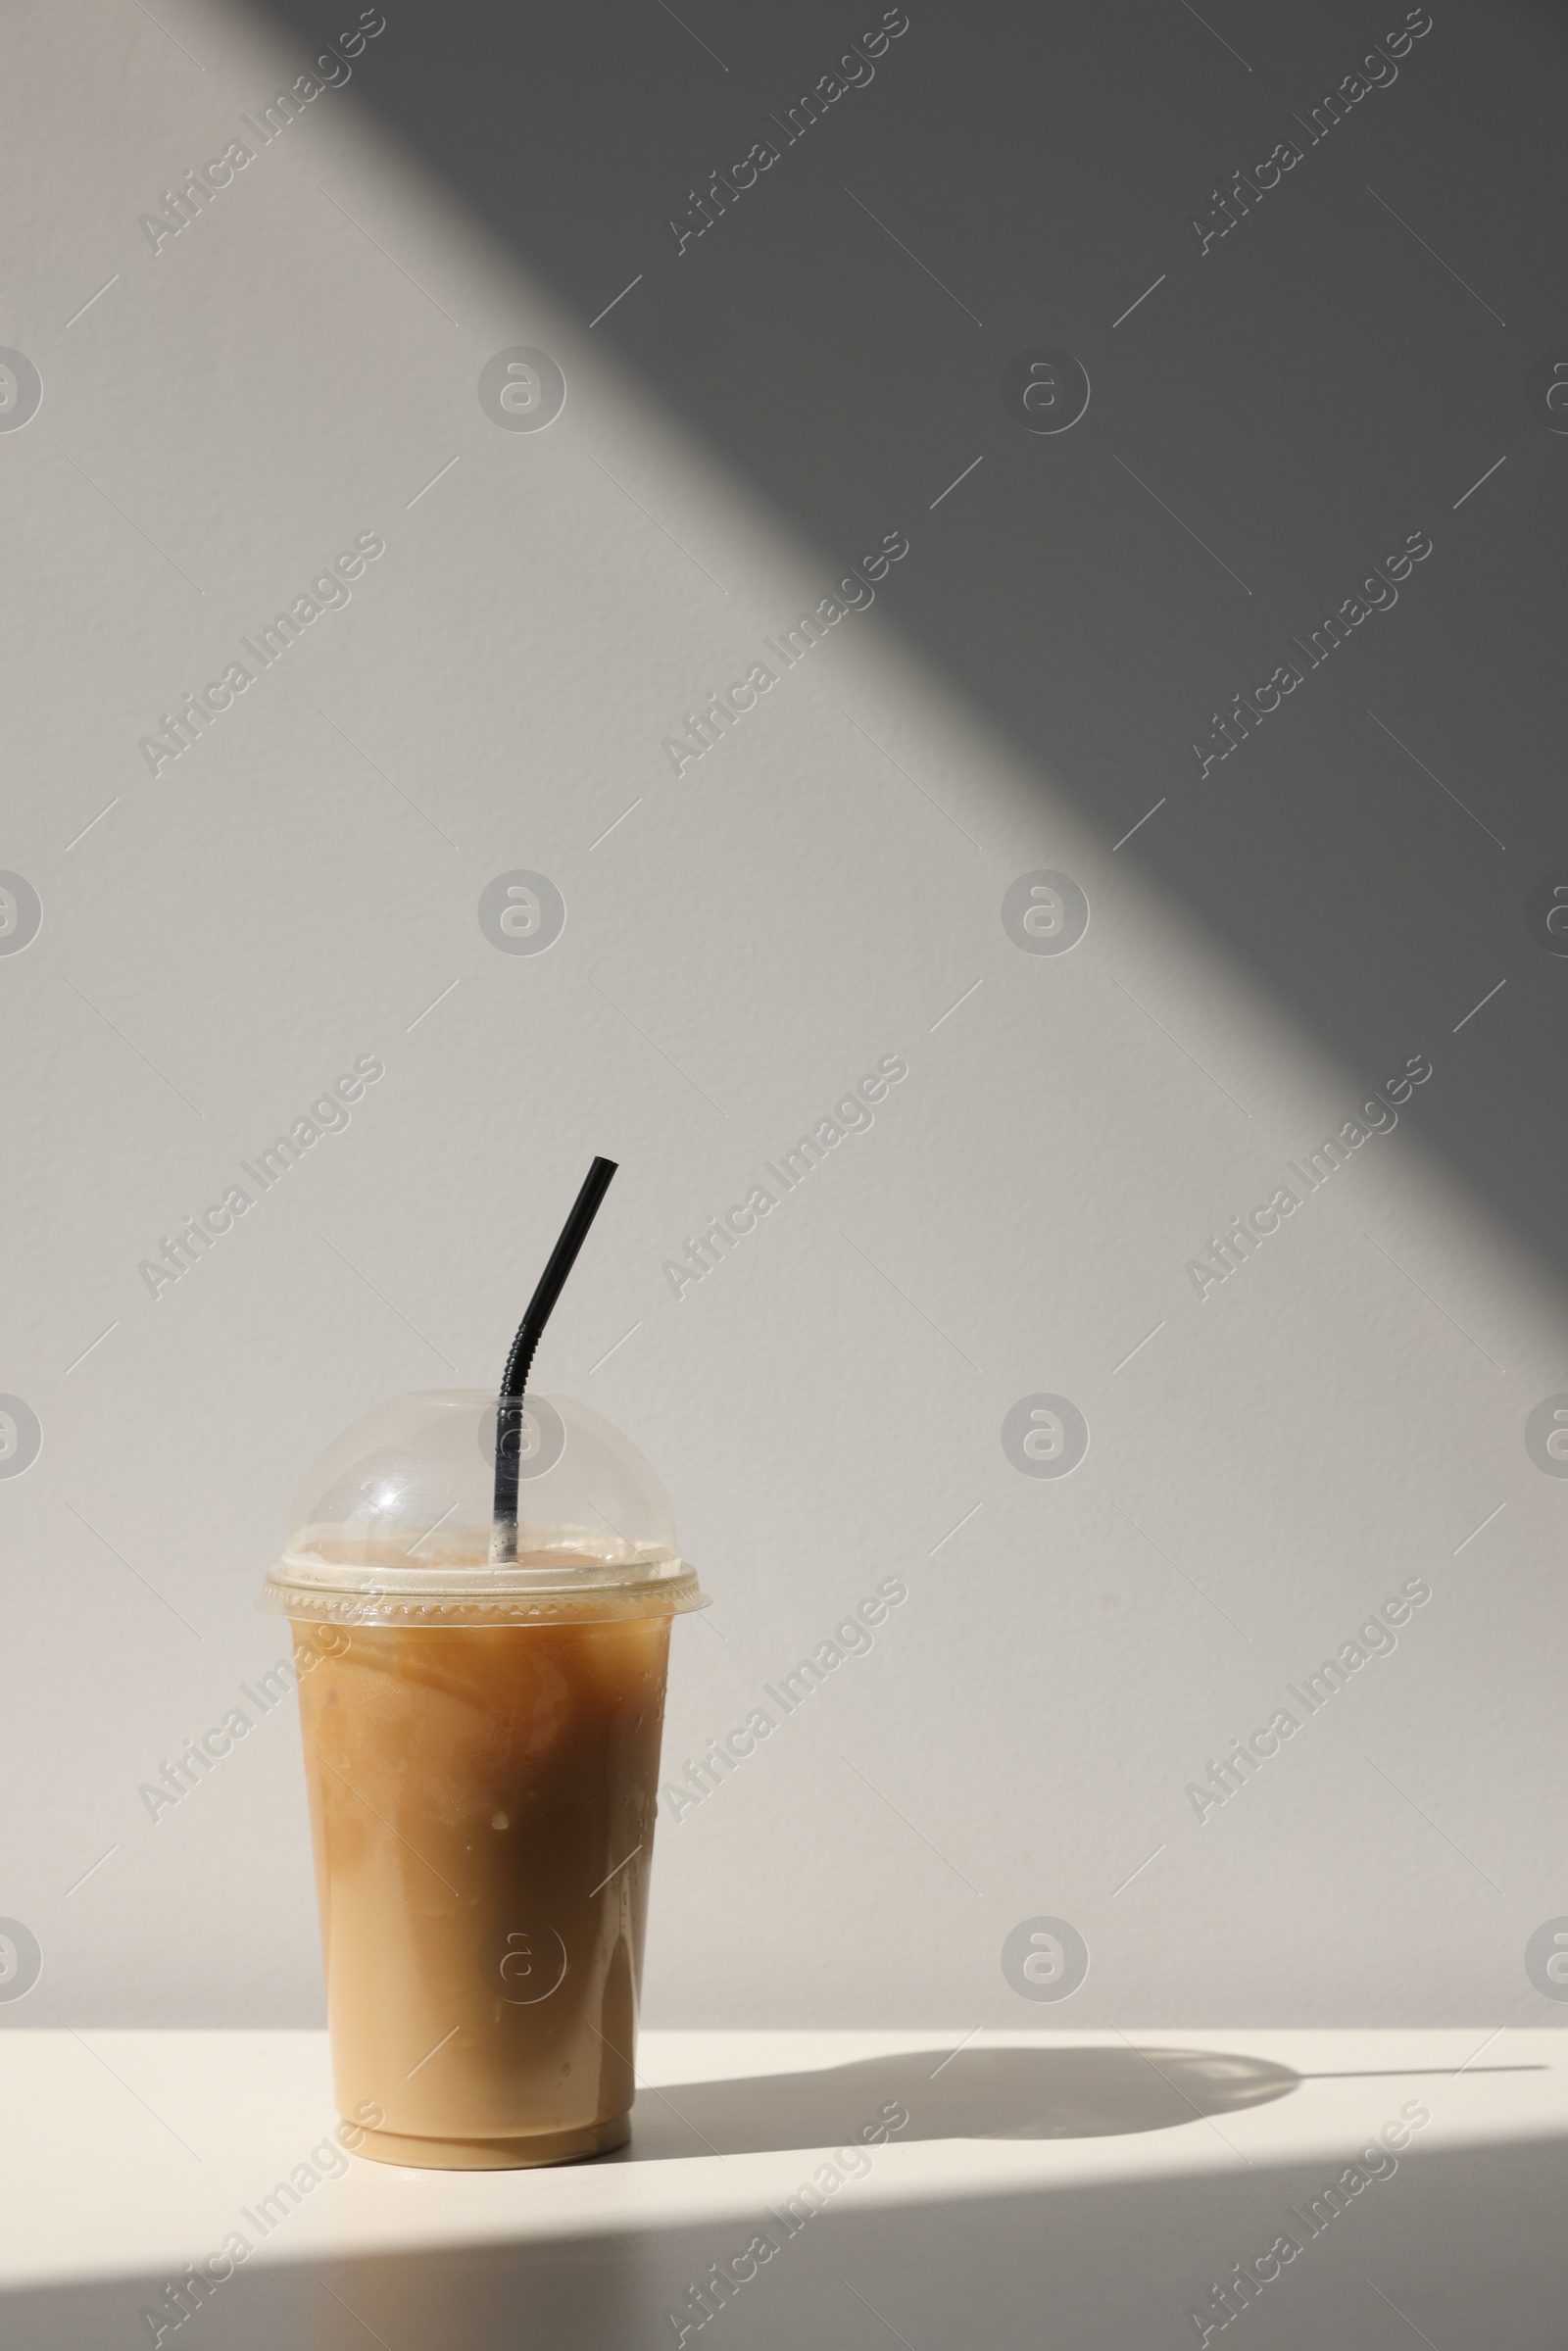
[{"xmin": 250, "ymin": 0, "xmax": 1568, "ymax": 1309}]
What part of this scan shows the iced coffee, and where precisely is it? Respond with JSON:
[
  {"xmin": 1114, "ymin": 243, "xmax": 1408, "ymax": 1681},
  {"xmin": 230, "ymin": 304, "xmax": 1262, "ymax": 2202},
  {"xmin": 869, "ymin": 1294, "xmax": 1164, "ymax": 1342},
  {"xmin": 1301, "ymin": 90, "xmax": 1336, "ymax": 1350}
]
[
  {"xmin": 294, "ymin": 1604, "xmax": 671, "ymax": 2165},
  {"xmin": 264, "ymin": 1386, "xmax": 706, "ymax": 2169}
]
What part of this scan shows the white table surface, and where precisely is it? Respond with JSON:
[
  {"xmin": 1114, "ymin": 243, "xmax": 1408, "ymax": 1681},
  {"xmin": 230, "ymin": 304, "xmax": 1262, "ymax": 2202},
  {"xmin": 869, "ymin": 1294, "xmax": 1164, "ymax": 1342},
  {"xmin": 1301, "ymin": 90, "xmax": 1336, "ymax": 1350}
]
[{"xmin": 2, "ymin": 2027, "xmax": 1564, "ymax": 2347}]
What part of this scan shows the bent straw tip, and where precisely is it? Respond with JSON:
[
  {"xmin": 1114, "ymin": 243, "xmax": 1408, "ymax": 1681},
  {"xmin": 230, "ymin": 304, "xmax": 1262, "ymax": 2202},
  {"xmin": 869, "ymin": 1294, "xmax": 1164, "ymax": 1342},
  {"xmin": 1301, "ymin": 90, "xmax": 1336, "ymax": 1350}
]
[{"xmin": 490, "ymin": 1156, "xmax": 622, "ymax": 1559}]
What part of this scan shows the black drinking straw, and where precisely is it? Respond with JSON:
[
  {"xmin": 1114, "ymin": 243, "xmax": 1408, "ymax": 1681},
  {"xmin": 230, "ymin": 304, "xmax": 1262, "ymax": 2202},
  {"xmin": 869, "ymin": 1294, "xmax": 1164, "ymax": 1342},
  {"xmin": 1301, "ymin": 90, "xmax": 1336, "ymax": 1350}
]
[{"xmin": 491, "ymin": 1156, "xmax": 617, "ymax": 1560}]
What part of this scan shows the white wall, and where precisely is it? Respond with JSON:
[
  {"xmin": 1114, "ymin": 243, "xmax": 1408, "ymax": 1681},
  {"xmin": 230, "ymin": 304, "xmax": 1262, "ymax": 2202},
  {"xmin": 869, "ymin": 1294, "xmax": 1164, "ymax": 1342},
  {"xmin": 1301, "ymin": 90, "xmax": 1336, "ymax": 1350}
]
[{"xmin": 3, "ymin": 0, "xmax": 1567, "ymax": 2030}]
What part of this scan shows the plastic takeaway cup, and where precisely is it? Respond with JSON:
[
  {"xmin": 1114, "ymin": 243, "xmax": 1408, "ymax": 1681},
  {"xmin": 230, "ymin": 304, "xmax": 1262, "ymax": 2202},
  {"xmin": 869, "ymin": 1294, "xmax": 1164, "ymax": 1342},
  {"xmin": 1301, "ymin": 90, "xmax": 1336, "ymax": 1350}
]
[{"xmin": 260, "ymin": 1389, "xmax": 707, "ymax": 2170}]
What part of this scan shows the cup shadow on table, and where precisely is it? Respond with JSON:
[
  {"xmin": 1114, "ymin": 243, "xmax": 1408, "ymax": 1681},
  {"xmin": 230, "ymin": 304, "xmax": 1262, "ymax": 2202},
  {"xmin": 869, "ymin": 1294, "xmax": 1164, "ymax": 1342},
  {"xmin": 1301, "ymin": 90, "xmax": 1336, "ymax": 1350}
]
[{"xmin": 612, "ymin": 2043, "xmax": 1298, "ymax": 2161}]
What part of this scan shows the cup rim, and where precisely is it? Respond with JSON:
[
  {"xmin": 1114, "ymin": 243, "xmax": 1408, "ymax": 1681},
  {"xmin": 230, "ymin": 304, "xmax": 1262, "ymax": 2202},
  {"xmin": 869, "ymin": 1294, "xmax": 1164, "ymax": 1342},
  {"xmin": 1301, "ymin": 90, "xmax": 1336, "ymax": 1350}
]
[{"xmin": 261, "ymin": 1557, "xmax": 709, "ymax": 1627}]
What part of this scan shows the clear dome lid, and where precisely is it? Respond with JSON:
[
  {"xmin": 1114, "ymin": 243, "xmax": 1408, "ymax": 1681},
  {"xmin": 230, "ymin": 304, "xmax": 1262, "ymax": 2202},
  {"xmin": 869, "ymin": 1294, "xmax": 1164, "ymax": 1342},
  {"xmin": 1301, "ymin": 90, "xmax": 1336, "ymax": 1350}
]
[{"xmin": 260, "ymin": 1390, "xmax": 707, "ymax": 1627}]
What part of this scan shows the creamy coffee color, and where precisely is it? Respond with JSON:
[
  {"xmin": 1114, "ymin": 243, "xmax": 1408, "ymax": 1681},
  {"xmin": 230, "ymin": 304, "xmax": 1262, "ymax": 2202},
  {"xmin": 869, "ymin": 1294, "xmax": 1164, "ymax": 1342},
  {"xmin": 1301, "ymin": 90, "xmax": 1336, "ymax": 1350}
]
[
  {"xmin": 263, "ymin": 1389, "xmax": 706, "ymax": 2168},
  {"xmin": 295, "ymin": 1608, "xmax": 671, "ymax": 2167}
]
